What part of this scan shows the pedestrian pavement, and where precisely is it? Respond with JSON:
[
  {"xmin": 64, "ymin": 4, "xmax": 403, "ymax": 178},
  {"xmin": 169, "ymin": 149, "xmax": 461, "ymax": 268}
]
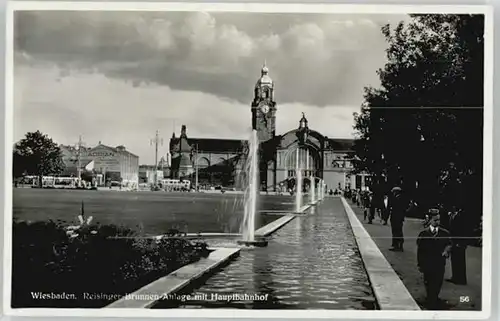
[{"xmin": 347, "ymin": 201, "xmax": 482, "ymax": 311}]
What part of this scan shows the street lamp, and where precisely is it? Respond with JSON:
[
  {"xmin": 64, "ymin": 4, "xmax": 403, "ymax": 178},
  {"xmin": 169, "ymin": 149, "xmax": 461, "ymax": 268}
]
[
  {"xmin": 150, "ymin": 130, "xmax": 163, "ymax": 188},
  {"xmin": 195, "ymin": 144, "xmax": 199, "ymax": 191}
]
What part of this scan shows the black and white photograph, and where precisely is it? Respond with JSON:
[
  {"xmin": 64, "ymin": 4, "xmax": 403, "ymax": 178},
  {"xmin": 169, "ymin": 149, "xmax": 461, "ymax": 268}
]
[{"xmin": 3, "ymin": 2, "xmax": 493, "ymax": 319}]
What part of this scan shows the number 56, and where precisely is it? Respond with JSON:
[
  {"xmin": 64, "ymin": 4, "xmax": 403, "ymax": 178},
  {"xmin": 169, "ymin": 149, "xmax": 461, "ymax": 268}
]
[{"xmin": 460, "ymin": 296, "xmax": 470, "ymax": 303}]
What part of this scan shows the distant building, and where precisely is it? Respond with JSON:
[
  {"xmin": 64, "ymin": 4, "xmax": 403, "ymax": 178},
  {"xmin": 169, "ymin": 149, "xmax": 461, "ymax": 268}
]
[
  {"xmin": 139, "ymin": 165, "xmax": 170, "ymax": 185},
  {"xmin": 169, "ymin": 63, "xmax": 365, "ymax": 191},
  {"xmin": 60, "ymin": 142, "xmax": 139, "ymax": 187}
]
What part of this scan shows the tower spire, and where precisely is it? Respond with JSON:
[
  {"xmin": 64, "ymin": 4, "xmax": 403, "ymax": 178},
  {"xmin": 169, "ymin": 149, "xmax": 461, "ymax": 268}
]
[{"xmin": 261, "ymin": 59, "xmax": 269, "ymax": 76}]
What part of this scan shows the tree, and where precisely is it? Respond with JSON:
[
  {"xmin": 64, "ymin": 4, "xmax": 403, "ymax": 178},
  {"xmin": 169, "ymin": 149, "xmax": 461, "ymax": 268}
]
[
  {"xmin": 80, "ymin": 170, "xmax": 94, "ymax": 183},
  {"xmin": 353, "ymin": 14, "xmax": 484, "ymax": 220},
  {"xmin": 13, "ymin": 131, "xmax": 65, "ymax": 187}
]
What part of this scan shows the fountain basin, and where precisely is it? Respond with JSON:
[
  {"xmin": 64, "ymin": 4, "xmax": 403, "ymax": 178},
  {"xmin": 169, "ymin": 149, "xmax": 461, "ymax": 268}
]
[
  {"xmin": 260, "ymin": 210, "xmax": 306, "ymax": 216},
  {"xmin": 237, "ymin": 237, "xmax": 268, "ymax": 247},
  {"xmin": 182, "ymin": 233, "xmax": 242, "ymax": 240}
]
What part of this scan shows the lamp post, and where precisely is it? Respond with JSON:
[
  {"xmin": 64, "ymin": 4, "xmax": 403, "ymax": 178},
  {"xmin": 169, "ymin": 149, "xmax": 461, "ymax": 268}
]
[
  {"xmin": 195, "ymin": 144, "xmax": 199, "ymax": 191},
  {"xmin": 150, "ymin": 130, "xmax": 163, "ymax": 187},
  {"xmin": 75, "ymin": 135, "xmax": 86, "ymax": 187}
]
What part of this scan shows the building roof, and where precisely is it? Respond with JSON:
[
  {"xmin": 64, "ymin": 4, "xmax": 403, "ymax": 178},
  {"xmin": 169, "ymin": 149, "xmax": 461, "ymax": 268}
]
[
  {"xmin": 94, "ymin": 143, "xmax": 139, "ymax": 158},
  {"xmin": 171, "ymin": 137, "xmax": 246, "ymax": 153},
  {"xmin": 170, "ymin": 136, "xmax": 355, "ymax": 153},
  {"xmin": 59, "ymin": 144, "xmax": 92, "ymax": 153},
  {"xmin": 60, "ymin": 143, "xmax": 139, "ymax": 158}
]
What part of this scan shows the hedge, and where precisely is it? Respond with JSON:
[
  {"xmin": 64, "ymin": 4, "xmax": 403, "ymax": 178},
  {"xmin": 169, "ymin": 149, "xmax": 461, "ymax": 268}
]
[{"xmin": 11, "ymin": 220, "xmax": 210, "ymax": 308}]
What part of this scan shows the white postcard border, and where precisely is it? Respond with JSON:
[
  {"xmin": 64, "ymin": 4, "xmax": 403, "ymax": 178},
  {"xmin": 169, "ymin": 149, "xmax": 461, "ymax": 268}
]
[{"xmin": 2, "ymin": 2, "xmax": 494, "ymax": 320}]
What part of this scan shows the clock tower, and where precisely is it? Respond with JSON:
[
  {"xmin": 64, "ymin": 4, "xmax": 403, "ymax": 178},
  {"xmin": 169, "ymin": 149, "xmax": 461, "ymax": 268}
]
[{"xmin": 251, "ymin": 62, "xmax": 276, "ymax": 143}]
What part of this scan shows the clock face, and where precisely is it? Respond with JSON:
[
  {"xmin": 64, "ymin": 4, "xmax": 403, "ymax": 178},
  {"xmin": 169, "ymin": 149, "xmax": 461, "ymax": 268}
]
[{"xmin": 260, "ymin": 105, "xmax": 270, "ymax": 114}]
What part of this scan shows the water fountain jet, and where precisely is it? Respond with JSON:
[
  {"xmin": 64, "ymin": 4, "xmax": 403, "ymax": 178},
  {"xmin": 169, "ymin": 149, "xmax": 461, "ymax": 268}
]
[
  {"xmin": 295, "ymin": 170, "xmax": 303, "ymax": 213},
  {"xmin": 237, "ymin": 130, "xmax": 268, "ymax": 247},
  {"xmin": 310, "ymin": 175, "xmax": 316, "ymax": 205},
  {"xmin": 318, "ymin": 180, "xmax": 323, "ymax": 201}
]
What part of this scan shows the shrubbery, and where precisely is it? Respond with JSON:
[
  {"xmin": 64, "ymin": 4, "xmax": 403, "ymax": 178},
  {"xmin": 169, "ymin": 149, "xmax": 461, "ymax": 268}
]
[{"xmin": 12, "ymin": 220, "xmax": 210, "ymax": 308}]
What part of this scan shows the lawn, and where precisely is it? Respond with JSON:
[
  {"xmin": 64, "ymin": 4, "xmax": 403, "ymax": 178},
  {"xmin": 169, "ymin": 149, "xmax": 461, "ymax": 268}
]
[{"xmin": 13, "ymin": 189, "xmax": 296, "ymax": 235}]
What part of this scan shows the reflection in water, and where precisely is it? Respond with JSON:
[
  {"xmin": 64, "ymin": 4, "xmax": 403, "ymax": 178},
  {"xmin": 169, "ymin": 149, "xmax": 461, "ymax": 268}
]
[
  {"xmin": 251, "ymin": 247, "xmax": 279, "ymax": 308},
  {"xmin": 152, "ymin": 198, "xmax": 376, "ymax": 310}
]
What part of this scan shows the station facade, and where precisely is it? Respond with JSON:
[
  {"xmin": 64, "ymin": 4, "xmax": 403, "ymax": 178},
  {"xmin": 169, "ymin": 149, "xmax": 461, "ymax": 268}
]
[{"xmin": 169, "ymin": 64, "xmax": 366, "ymax": 192}]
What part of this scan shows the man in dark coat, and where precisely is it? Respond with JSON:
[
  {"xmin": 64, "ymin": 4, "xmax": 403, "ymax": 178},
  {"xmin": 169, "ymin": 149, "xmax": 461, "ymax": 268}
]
[
  {"xmin": 417, "ymin": 209, "xmax": 452, "ymax": 309},
  {"xmin": 388, "ymin": 186, "xmax": 407, "ymax": 251},
  {"xmin": 362, "ymin": 190, "xmax": 372, "ymax": 221},
  {"xmin": 372, "ymin": 185, "xmax": 384, "ymax": 222},
  {"xmin": 368, "ymin": 191, "xmax": 376, "ymax": 224},
  {"xmin": 447, "ymin": 208, "xmax": 468, "ymax": 285}
]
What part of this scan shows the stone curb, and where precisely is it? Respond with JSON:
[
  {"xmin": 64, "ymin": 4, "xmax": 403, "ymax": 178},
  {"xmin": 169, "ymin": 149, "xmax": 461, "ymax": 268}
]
[
  {"xmin": 105, "ymin": 247, "xmax": 240, "ymax": 309},
  {"xmin": 255, "ymin": 214, "xmax": 296, "ymax": 237},
  {"xmin": 340, "ymin": 197, "xmax": 421, "ymax": 311},
  {"xmin": 255, "ymin": 203, "xmax": 312, "ymax": 237}
]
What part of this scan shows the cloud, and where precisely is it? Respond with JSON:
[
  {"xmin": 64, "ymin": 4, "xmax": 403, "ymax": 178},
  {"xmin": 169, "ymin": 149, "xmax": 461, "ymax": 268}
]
[
  {"xmin": 14, "ymin": 11, "xmax": 408, "ymax": 107},
  {"xmin": 14, "ymin": 64, "xmax": 359, "ymax": 164},
  {"xmin": 13, "ymin": 11, "xmax": 411, "ymax": 162}
]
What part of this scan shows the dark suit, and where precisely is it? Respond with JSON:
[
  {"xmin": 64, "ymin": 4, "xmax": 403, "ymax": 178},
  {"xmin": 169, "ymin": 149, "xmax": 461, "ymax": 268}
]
[
  {"xmin": 368, "ymin": 196, "xmax": 376, "ymax": 223},
  {"xmin": 362, "ymin": 192, "xmax": 371, "ymax": 221},
  {"xmin": 388, "ymin": 194, "xmax": 407, "ymax": 249},
  {"xmin": 372, "ymin": 189, "xmax": 384, "ymax": 220},
  {"xmin": 417, "ymin": 227, "xmax": 452, "ymax": 309}
]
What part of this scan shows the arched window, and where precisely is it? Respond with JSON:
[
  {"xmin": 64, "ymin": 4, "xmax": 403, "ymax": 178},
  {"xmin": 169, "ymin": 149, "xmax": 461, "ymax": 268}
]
[
  {"xmin": 287, "ymin": 147, "xmax": 316, "ymax": 172},
  {"xmin": 196, "ymin": 157, "xmax": 210, "ymax": 168}
]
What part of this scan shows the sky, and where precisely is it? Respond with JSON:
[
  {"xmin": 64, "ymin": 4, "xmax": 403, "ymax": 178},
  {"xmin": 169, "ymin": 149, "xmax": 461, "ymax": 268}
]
[{"xmin": 13, "ymin": 10, "xmax": 409, "ymax": 164}]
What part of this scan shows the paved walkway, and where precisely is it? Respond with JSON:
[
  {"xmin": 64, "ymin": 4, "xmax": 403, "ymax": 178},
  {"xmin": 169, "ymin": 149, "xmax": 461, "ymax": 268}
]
[{"xmin": 347, "ymin": 200, "xmax": 482, "ymax": 311}]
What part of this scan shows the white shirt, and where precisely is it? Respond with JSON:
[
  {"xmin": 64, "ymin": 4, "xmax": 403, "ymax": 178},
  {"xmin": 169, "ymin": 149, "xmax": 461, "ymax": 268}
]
[{"xmin": 430, "ymin": 226, "xmax": 439, "ymax": 234}]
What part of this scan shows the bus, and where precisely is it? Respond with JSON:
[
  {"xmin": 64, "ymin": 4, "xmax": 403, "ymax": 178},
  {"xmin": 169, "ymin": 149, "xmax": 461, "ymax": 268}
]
[
  {"xmin": 160, "ymin": 179, "xmax": 191, "ymax": 191},
  {"xmin": 23, "ymin": 175, "xmax": 80, "ymax": 188}
]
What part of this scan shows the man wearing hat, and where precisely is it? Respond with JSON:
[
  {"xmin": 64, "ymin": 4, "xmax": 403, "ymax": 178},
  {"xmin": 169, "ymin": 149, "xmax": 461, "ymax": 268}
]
[
  {"xmin": 388, "ymin": 186, "xmax": 406, "ymax": 251},
  {"xmin": 417, "ymin": 208, "xmax": 452, "ymax": 309}
]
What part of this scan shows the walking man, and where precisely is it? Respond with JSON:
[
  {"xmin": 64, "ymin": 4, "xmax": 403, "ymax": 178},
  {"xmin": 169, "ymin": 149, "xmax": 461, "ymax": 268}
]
[
  {"xmin": 367, "ymin": 191, "xmax": 376, "ymax": 224},
  {"xmin": 417, "ymin": 209, "xmax": 452, "ymax": 309},
  {"xmin": 372, "ymin": 183, "xmax": 384, "ymax": 222},
  {"xmin": 388, "ymin": 186, "xmax": 407, "ymax": 251},
  {"xmin": 362, "ymin": 190, "xmax": 371, "ymax": 221}
]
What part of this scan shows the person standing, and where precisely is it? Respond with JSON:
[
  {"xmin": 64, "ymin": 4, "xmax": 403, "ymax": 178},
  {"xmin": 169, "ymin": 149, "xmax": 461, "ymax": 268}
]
[
  {"xmin": 447, "ymin": 207, "xmax": 468, "ymax": 285},
  {"xmin": 417, "ymin": 209, "xmax": 452, "ymax": 309},
  {"xmin": 362, "ymin": 190, "xmax": 371, "ymax": 221},
  {"xmin": 388, "ymin": 186, "xmax": 407, "ymax": 251},
  {"xmin": 376, "ymin": 190, "xmax": 385, "ymax": 222},
  {"xmin": 367, "ymin": 191, "xmax": 376, "ymax": 224}
]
